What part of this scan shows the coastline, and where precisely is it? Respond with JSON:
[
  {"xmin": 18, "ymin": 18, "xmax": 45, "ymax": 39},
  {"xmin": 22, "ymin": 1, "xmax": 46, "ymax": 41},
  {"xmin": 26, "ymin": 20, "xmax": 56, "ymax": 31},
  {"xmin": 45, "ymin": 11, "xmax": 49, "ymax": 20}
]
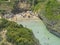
[
  {"xmin": 38, "ymin": 14, "xmax": 60, "ymax": 38},
  {"xmin": 1, "ymin": 10, "xmax": 60, "ymax": 38},
  {"xmin": 47, "ymin": 26, "xmax": 60, "ymax": 38}
]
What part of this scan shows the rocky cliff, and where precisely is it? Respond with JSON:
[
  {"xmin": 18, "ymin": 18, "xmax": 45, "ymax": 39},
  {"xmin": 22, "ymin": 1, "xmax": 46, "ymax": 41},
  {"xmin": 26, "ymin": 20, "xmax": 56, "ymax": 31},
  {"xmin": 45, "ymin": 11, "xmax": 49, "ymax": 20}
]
[{"xmin": 36, "ymin": 0, "xmax": 60, "ymax": 38}]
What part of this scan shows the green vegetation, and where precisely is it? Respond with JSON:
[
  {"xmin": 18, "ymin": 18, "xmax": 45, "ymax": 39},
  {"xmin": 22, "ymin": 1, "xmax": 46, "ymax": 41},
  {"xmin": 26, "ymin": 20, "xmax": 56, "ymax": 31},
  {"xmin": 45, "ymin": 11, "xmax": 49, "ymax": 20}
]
[
  {"xmin": 0, "ymin": 18, "xmax": 38, "ymax": 45},
  {"xmin": 0, "ymin": 0, "xmax": 17, "ymax": 14},
  {"xmin": 31, "ymin": 0, "xmax": 60, "ymax": 36},
  {"xmin": 31, "ymin": 0, "xmax": 47, "ymax": 12},
  {"xmin": 0, "ymin": 0, "xmax": 60, "ymax": 39},
  {"xmin": 32, "ymin": 0, "xmax": 60, "ymax": 21},
  {"xmin": 0, "ymin": 0, "xmax": 33, "ymax": 14},
  {"xmin": 45, "ymin": 0, "xmax": 60, "ymax": 21},
  {"xmin": 0, "ymin": 0, "xmax": 8, "ymax": 1}
]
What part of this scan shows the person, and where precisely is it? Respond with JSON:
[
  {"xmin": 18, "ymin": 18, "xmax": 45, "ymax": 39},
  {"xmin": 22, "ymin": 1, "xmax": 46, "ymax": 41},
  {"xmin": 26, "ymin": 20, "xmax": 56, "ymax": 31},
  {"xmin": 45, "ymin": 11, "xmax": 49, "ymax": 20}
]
[
  {"xmin": 48, "ymin": 38, "xmax": 49, "ymax": 39},
  {"xmin": 37, "ymin": 32, "xmax": 39, "ymax": 33}
]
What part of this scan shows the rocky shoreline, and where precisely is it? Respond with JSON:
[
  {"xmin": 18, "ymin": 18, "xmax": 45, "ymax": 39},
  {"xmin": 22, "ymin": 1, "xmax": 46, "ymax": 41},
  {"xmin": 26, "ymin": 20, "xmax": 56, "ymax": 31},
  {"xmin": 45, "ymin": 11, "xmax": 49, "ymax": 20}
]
[
  {"xmin": 47, "ymin": 26, "xmax": 60, "ymax": 38},
  {"xmin": 1, "ymin": 10, "xmax": 60, "ymax": 38},
  {"xmin": 38, "ymin": 14, "xmax": 60, "ymax": 38},
  {"xmin": 1, "ymin": 11, "xmax": 39, "ymax": 22}
]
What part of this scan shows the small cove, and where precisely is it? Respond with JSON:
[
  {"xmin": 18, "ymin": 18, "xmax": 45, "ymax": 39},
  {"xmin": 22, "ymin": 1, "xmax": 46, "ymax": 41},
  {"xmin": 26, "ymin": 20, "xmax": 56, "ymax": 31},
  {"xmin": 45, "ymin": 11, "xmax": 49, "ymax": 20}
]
[{"xmin": 17, "ymin": 19, "xmax": 60, "ymax": 45}]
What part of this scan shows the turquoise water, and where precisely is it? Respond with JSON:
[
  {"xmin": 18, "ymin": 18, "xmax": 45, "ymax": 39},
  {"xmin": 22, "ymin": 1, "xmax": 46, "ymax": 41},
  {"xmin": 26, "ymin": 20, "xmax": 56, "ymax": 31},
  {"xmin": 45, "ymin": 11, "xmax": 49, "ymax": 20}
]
[{"xmin": 17, "ymin": 19, "xmax": 60, "ymax": 45}]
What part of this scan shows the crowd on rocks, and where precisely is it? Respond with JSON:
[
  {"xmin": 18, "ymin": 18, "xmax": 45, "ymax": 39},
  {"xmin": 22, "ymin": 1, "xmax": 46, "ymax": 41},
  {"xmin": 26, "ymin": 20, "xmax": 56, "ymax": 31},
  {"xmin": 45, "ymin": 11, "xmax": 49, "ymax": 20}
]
[{"xmin": 0, "ymin": 11, "xmax": 39, "ymax": 21}]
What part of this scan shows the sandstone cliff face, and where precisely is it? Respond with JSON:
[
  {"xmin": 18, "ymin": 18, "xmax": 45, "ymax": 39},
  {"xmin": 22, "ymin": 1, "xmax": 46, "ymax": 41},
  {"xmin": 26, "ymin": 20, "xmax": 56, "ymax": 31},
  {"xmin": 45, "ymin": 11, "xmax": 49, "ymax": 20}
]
[
  {"xmin": 18, "ymin": 2, "xmax": 31, "ymax": 10},
  {"xmin": 16, "ymin": 0, "xmax": 31, "ymax": 11},
  {"xmin": 0, "ymin": 0, "xmax": 32, "ymax": 14},
  {"xmin": 11, "ymin": 0, "xmax": 31, "ymax": 14}
]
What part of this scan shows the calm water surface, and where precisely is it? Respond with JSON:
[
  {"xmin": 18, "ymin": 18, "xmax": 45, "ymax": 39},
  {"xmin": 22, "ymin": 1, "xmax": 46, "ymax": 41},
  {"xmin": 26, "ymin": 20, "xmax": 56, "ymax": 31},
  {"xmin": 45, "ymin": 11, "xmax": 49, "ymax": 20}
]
[{"xmin": 17, "ymin": 19, "xmax": 60, "ymax": 45}]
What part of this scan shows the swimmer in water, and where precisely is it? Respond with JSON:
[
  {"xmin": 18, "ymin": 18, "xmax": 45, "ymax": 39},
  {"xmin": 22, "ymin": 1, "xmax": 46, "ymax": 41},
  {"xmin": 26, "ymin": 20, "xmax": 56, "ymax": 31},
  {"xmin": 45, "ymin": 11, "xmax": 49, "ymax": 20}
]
[
  {"xmin": 37, "ymin": 32, "xmax": 39, "ymax": 33},
  {"xmin": 48, "ymin": 38, "xmax": 49, "ymax": 39}
]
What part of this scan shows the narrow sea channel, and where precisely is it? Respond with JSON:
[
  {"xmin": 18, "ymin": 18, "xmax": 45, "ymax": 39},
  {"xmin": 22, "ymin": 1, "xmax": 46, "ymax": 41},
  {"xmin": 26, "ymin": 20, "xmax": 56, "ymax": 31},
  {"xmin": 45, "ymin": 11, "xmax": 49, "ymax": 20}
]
[{"xmin": 17, "ymin": 19, "xmax": 60, "ymax": 45}]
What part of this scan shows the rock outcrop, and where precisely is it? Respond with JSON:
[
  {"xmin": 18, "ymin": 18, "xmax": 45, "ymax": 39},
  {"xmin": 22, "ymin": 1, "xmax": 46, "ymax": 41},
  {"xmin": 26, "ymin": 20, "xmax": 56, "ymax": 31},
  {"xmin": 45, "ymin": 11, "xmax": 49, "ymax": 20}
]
[{"xmin": 38, "ymin": 13, "xmax": 60, "ymax": 38}]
